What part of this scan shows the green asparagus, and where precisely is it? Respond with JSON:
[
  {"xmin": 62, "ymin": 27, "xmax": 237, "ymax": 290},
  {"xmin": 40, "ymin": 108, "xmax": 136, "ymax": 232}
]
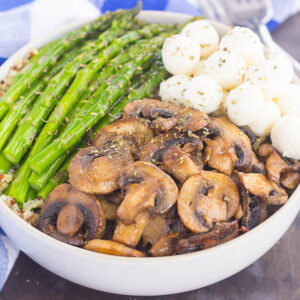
[
  {"xmin": 29, "ymin": 43, "xmax": 163, "ymax": 174},
  {"xmin": 0, "ymin": 12, "xmax": 116, "ymax": 120},
  {"xmin": 3, "ymin": 13, "xmax": 140, "ymax": 164}
]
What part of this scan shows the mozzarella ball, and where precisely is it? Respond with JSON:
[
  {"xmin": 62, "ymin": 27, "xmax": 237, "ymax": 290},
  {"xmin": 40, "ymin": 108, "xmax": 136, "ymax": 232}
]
[
  {"xmin": 159, "ymin": 75, "xmax": 191, "ymax": 105},
  {"xmin": 181, "ymin": 20, "xmax": 219, "ymax": 58},
  {"xmin": 271, "ymin": 115, "xmax": 300, "ymax": 159},
  {"xmin": 277, "ymin": 83, "xmax": 300, "ymax": 116},
  {"xmin": 220, "ymin": 26, "xmax": 264, "ymax": 66},
  {"xmin": 193, "ymin": 59, "xmax": 208, "ymax": 76},
  {"xmin": 205, "ymin": 50, "xmax": 246, "ymax": 90},
  {"xmin": 249, "ymin": 100, "xmax": 281, "ymax": 136},
  {"xmin": 183, "ymin": 75, "xmax": 223, "ymax": 114},
  {"xmin": 265, "ymin": 52, "xmax": 294, "ymax": 83},
  {"xmin": 162, "ymin": 34, "xmax": 201, "ymax": 76},
  {"xmin": 225, "ymin": 82, "xmax": 264, "ymax": 126}
]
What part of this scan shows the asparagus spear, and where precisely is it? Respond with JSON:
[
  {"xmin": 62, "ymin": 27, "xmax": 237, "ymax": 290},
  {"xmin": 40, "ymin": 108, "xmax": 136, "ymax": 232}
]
[
  {"xmin": 27, "ymin": 40, "xmax": 163, "ymax": 190},
  {"xmin": 0, "ymin": 12, "xmax": 115, "ymax": 120},
  {"xmin": 37, "ymin": 157, "xmax": 71, "ymax": 200},
  {"xmin": 0, "ymin": 152, "xmax": 12, "ymax": 174},
  {"xmin": 36, "ymin": 64, "xmax": 167, "ymax": 197},
  {"xmin": 0, "ymin": 46, "xmax": 83, "ymax": 151},
  {"xmin": 3, "ymin": 14, "xmax": 139, "ymax": 165},
  {"xmin": 29, "ymin": 41, "xmax": 163, "ymax": 174},
  {"xmin": 95, "ymin": 61, "xmax": 168, "ymax": 130}
]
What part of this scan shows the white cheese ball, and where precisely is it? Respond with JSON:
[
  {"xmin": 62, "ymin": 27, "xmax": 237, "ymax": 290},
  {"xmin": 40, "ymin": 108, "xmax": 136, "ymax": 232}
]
[
  {"xmin": 159, "ymin": 75, "xmax": 191, "ymax": 105},
  {"xmin": 193, "ymin": 59, "xmax": 208, "ymax": 76},
  {"xmin": 181, "ymin": 20, "xmax": 219, "ymax": 58},
  {"xmin": 271, "ymin": 115, "xmax": 300, "ymax": 159},
  {"xmin": 225, "ymin": 82, "xmax": 264, "ymax": 126},
  {"xmin": 249, "ymin": 100, "xmax": 281, "ymax": 136},
  {"xmin": 277, "ymin": 83, "xmax": 300, "ymax": 116},
  {"xmin": 183, "ymin": 75, "xmax": 223, "ymax": 114},
  {"xmin": 220, "ymin": 26, "xmax": 264, "ymax": 67},
  {"xmin": 265, "ymin": 52, "xmax": 294, "ymax": 83},
  {"xmin": 162, "ymin": 34, "xmax": 201, "ymax": 76},
  {"xmin": 205, "ymin": 50, "xmax": 246, "ymax": 90}
]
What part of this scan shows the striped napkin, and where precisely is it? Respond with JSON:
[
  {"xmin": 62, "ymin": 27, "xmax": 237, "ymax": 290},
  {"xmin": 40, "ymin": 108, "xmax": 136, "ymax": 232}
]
[{"xmin": 0, "ymin": 0, "xmax": 299, "ymax": 291}]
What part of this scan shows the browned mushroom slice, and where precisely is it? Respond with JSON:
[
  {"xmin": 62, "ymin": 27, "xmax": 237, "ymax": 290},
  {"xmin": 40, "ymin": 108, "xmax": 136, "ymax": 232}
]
[
  {"xmin": 113, "ymin": 212, "xmax": 150, "ymax": 248},
  {"xmin": 162, "ymin": 146, "xmax": 201, "ymax": 183},
  {"xmin": 124, "ymin": 99, "xmax": 210, "ymax": 133},
  {"xmin": 245, "ymin": 151, "xmax": 265, "ymax": 173},
  {"xmin": 204, "ymin": 117, "xmax": 252, "ymax": 175},
  {"xmin": 39, "ymin": 184, "xmax": 106, "ymax": 246},
  {"xmin": 68, "ymin": 143, "xmax": 134, "ymax": 194},
  {"xmin": 142, "ymin": 215, "xmax": 170, "ymax": 246},
  {"xmin": 93, "ymin": 118, "xmax": 154, "ymax": 157},
  {"xmin": 150, "ymin": 232, "xmax": 181, "ymax": 257},
  {"xmin": 237, "ymin": 172, "xmax": 288, "ymax": 205},
  {"xmin": 118, "ymin": 161, "xmax": 178, "ymax": 224},
  {"xmin": 106, "ymin": 190, "xmax": 123, "ymax": 205},
  {"xmin": 178, "ymin": 171, "xmax": 239, "ymax": 233},
  {"xmin": 257, "ymin": 143, "xmax": 299, "ymax": 186},
  {"xmin": 140, "ymin": 132, "xmax": 203, "ymax": 163},
  {"xmin": 240, "ymin": 188, "xmax": 261, "ymax": 230},
  {"xmin": 281, "ymin": 171, "xmax": 300, "ymax": 189},
  {"xmin": 97, "ymin": 197, "xmax": 119, "ymax": 220},
  {"xmin": 84, "ymin": 239, "xmax": 146, "ymax": 257},
  {"xmin": 175, "ymin": 221, "xmax": 238, "ymax": 254}
]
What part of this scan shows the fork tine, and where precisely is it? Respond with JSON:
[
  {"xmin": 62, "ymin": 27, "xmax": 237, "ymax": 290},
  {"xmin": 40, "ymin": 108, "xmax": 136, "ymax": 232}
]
[
  {"xmin": 209, "ymin": 0, "xmax": 232, "ymax": 24},
  {"xmin": 196, "ymin": 0, "xmax": 221, "ymax": 21}
]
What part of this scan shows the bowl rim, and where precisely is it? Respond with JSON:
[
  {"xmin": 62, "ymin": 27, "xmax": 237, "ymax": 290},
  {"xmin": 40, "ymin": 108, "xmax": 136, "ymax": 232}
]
[{"xmin": 0, "ymin": 9, "xmax": 299, "ymax": 263}]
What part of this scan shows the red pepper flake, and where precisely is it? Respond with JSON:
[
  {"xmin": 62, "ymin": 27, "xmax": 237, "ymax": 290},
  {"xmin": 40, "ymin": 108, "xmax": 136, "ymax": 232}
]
[{"xmin": 0, "ymin": 174, "xmax": 4, "ymax": 181}]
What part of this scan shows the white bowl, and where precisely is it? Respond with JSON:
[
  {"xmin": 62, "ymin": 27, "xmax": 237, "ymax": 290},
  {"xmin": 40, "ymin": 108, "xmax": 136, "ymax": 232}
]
[{"xmin": 0, "ymin": 11, "xmax": 299, "ymax": 296}]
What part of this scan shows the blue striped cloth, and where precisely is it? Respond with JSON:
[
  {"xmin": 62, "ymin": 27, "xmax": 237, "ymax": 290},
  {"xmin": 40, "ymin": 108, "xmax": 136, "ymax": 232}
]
[{"xmin": 0, "ymin": 0, "xmax": 299, "ymax": 291}]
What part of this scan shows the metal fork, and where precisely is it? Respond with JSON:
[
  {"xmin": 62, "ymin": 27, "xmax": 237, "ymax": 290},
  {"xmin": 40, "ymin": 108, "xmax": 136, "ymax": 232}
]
[{"xmin": 197, "ymin": 0, "xmax": 300, "ymax": 76}]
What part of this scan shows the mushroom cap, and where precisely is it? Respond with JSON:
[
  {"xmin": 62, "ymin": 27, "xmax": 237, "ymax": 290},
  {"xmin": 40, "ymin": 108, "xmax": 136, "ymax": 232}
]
[
  {"xmin": 257, "ymin": 143, "xmax": 299, "ymax": 185},
  {"xmin": 84, "ymin": 239, "xmax": 146, "ymax": 257},
  {"xmin": 124, "ymin": 99, "xmax": 210, "ymax": 133},
  {"xmin": 178, "ymin": 171, "xmax": 240, "ymax": 233},
  {"xmin": 162, "ymin": 146, "xmax": 202, "ymax": 183},
  {"xmin": 93, "ymin": 117, "xmax": 154, "ymax": 157},
  {"xmin": 175, "ymin": 221, "xmax": 238, "ymax": 254},
  {"xmin": 68, "ymin": 144, "xmax": 134, "ymax": 194},
  {"xmin": 118, "ymin": 161, "xmax": 179, "ymax": 224},
  {"xmin": 204, "ymin": 117, "xmax": 253, "ymax": 175},
  {"xmin": 237, "ymin": 172, "xmax": 288, "ymax": 205},
  {"xmin": 38, "ymin": 184, "xmax": 106, "ymax": 246}
]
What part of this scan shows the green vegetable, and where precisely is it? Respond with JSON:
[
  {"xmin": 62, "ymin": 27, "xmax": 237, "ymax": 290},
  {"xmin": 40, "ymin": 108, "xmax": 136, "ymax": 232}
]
[
  {"xmin": 29, "ymin": 41, "xmax": 162, "ymax": 175},
  {"xmin": 3, "ymin": 11, "xmax": 141, "ymax": 165},
  {"xmin": 0, "ymin": 11, "xmax": 115, "ymax": 120},
  {"xmin": 95, "ymin": 61, "xmax": 167, "ymax": 130},
  {"xmin": 0, "ymin": 46, "xmax": 83, "ymax": 151}
]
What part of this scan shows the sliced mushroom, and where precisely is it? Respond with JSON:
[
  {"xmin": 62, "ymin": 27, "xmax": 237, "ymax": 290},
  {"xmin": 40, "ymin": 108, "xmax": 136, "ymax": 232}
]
[
  {"xmin": 240, "ymin": 188, "xmax": 261, "ymax": 230},
  {"xmin": 68, "ymin": 143, "xmax": 134, "ymax": 194},
  {"xmin": 106, "ymin": 190, "xmax": 123, "ymax": 205},
  {"xmin": 162, "ymin": 146, "xmax": 201, "ymax": 183},
  {"xmin": 237, "ymin": 172, "xmax": 288, "ymax": 205},
  {"xmin": 257, "ymin": 143, "xmax": 299, "ymax": 187},
  {"xmin": 39, "ymin": 184, "xmax": 106, "ymax": 246},
  {"xmin": 140, "ymin": 132, "xmax": 203, "ymax": 183},
  {"xmin": 113, "ymin": 211, "xmax": 150, "ymax": 248},
  {"xmin": 142, "ymin": 215, "xmax": 170, "ymax": 246},
  {"xmin": 97, "ymin": 196, "xmax": 119, "ymax": 220},
  {"xmin": 245, "ymin": 151, "xmax": 265, "ymax": 174},
  {"xmin": 118, "ymin": 161, "xmax": 178, "ymax": 224},
  {"xmin": 175, "ymin": 221, "xmax": 238, "ymax": 254},
  {"xmin": 84, "ymin": 239, "xmax": 146, "ymax": 257},
  {"xmin": 178, "ymin": 171, "xmax": 239, "ymax": 233},
  {"xmin": 150, "ymin": 232, "xmax": 181, "ymax": 257},
  {"xmin": 124, "ymin": 99, "xmax": 210, "ymax": 133},
  {"xmin": 93, "ymin": 117, "xmax": 154, "ymax": 157},
  {"xmin": 281, "ymin": 171, "xmax": 300, "ymax": 189},
  {"xmin": 204, "ymin": 117, "xmax": 252, "ymax": 175}
]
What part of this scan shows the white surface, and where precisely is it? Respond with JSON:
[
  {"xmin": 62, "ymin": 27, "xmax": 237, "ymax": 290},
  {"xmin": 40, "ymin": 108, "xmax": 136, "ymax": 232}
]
[{"xmin": 0, "ymin": 11, "xmax": 299, "ymax": 296}]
